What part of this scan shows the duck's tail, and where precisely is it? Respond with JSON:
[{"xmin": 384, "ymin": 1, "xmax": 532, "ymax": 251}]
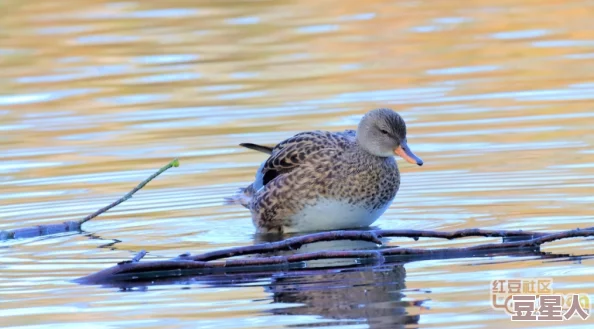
[
  {"xmin": 225, "ymin": 143, "xmax": 270, "ymax": 208},
  {"xmin": 223, "ymin": 185, "xmax": 255, "ymax": 209},
  {"xmin": 239, "ymin": 143, "xmax": 273, "ymax": 155}
]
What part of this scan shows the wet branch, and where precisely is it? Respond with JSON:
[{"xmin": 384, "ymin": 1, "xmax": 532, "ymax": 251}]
[
  {"xmin": 382, "ymin": 228, "xmax": 594, "ymax": 256},
  {"xmin": 188, "ymin": 231, "xmax": 383, "ymax": 261},
  {"xmin": 77, "ymin": 227, "xmax": 594, "ymax": 284},
  {"xmin": 0, "ymin": 158, "xmax": 180, "ymax": 241},
  {"xmin": 187, "ymin": 228, "xmax": 544, "ymax": 262},
  {"xmin": 376, "ymin": 228, "xmax": 548, "ymax": 240}
]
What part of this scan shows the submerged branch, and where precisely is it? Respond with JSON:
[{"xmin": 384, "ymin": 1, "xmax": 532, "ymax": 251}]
[
  {"xmin": 77, "ymin": 227, "xmax": 594, "ymax": 284},
  {"xmin": 0, "ymin": 158, "xmax": 179, "ymax": 241}
]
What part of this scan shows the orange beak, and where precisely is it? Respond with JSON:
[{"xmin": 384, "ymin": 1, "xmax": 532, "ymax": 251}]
[{"xmin": 394, "ymin": 140, "xmax": 423, "ymax": 166}]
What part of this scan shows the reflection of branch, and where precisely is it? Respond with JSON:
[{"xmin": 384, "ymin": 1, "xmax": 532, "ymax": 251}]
[
  {"xmin": 0, "ymin": 159, "xmax": 179, "ymax": 241},
  {"xmin": 77, "ymin": 227, "xmax": 594, "ymax": 285},
  {"xmin": 86, "ymin": 233, "xmax": 123, "ymax": 250}
]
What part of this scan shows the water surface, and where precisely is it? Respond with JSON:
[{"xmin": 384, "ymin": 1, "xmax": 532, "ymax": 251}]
[{"xmin": 1, "ymin": 0, "xmax": 594, "ymax": 328}]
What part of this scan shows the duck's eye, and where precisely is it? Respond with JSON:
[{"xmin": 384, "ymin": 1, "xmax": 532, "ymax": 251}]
[{"xmin": 380, "ymin": 129, "xmax": 389, "ymax": 135}]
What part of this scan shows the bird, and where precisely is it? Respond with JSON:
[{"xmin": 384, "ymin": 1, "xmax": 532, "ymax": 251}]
[{"xmin": 225, "ymin": 108, "xmax": 423, "ymax": 234}]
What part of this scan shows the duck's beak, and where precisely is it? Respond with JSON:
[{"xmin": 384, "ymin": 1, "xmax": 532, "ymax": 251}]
[{"xmin": 394, "ymin": 140, "xmax": 423, "ymax": 166}]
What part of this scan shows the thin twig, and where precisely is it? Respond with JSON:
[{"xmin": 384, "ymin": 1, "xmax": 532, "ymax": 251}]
[
  {"xmin": 0, "ymin": 158, "xmax": 180, "ymax": 241},
  {"xmin": 79, "ymin": 158, "xmax": 179, "ymax": 224}
]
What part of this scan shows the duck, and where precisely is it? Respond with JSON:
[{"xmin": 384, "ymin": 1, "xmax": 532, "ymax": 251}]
[{"xmin": 226, "ymin": 108, "xmax": 423, "ymax": 234}]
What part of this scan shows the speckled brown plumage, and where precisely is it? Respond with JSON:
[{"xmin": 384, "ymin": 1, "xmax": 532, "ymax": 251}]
[{"xmin": 226, "ymin": 108, "xmax": 422, "ymax": 234}]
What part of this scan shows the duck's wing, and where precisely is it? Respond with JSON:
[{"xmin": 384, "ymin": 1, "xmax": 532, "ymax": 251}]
[
  {"xmin": 337, "ymin": 129, "xmax": 357, "ymax": 138},
  {"xmin": 258, "ymin": 131, "xmax": 347, "ymax": 186}
]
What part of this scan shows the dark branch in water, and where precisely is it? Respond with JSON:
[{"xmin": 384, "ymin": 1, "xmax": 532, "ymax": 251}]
[
  {"xmin": 376, "ymin": 228, "xmax": 548, "ymax": 240},
  {"xmin": 118, "ymin": 250, "xmax": 148, "ymax": 265},
  {"xmin": 0, "ymin": 158, "xmax": 179, "ymax": 241},
  {"xmin": 188, "ymin": 230, "xmax": 383, "ymax": 261},
  {"xmin": 187, "ymin": 228, "xmax": 543, "ymax": 262},
  {"xmin": 77, "ymin": 227, "xmax": 594, "ymax": 285},
  {"xmin": 132, "ymin": 250, "xmax": 148, "ymax": 262}
]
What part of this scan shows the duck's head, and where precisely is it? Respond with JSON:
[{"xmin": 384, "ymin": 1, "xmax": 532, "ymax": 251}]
[{"xmin": 356, "ymin": 108, "xmax": 423, "ymax": 166}]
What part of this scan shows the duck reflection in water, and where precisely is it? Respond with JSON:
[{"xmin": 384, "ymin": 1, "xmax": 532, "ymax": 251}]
[
  {"xmin": 265, "ymin": 265, "xmax": 421, "ymax": 328},
  {"xmin": 254, "ymin": 233, "xmax": 423, "ymax": 328}
]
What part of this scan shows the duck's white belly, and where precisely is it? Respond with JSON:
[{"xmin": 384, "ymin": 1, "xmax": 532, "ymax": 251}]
[{"xmin": 284, "ymin": 197, "xmax": 391, "ymax": 233}]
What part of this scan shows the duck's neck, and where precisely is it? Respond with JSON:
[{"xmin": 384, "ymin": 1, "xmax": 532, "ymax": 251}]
[{"xmin": 350, "ymin": 140, "xmax": 394, "ymax": 164}]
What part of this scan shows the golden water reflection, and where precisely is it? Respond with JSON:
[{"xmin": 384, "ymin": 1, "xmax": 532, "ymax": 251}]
[{"xmin": 1, "ymin": 0, "xmax": 594, "ymax": 328}]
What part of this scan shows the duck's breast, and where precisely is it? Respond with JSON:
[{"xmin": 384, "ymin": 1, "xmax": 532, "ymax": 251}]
[{"xmin": 284, "ymin": 197, "xmax": 391, "ymax": 233}]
